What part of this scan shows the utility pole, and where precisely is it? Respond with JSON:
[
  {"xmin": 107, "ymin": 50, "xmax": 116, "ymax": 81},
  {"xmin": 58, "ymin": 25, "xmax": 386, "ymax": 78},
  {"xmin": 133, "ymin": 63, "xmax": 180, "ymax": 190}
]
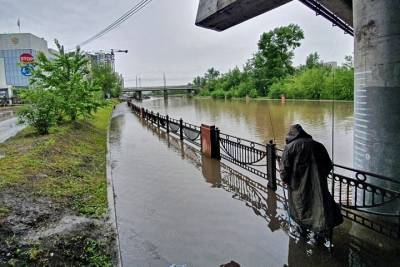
[
  {"xmin": 163, "ymin": 72, "xmax": 167, "ymax": 99},
  {"xmin": 136, "ymin": 76, "xmax": 138, "ymax": 89}
]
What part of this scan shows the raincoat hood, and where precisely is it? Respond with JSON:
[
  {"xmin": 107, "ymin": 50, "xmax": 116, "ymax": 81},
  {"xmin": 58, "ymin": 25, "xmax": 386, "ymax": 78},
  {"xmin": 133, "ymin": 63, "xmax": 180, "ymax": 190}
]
[{"xmin": 285, "ymin": 124, "xmax": 312, "ymax": 144}]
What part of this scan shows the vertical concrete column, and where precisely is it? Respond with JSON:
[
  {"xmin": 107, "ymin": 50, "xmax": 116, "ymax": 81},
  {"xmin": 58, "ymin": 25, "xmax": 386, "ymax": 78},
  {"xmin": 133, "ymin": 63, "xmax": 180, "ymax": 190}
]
[
  {"xmin": 163, "ymin": 90, "xmax": 168, "ymax": 99},
  {"xmin": 200, "ymin": 124, "xmax": 221, "ymax": 159},
  {"xmin": 353, "ymin": 1, "xmax": 400, "ymax": 213}
]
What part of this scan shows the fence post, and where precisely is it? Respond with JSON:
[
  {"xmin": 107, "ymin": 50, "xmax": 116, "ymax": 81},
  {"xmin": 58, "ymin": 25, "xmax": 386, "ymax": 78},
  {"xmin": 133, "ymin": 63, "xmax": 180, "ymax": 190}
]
[
  {"xmin": 157, "ymin": 113, "xmax": 160, "ymax": 128},
  {"xmin": 200, "ymin": 124, "xmax": 220, "ymax": 160},
  {"xmin": 179, "ymin": 118, "xmax": 184, "ymax": 140},
  {"xmin": 166, "ymin": 115, "xmax": 170, "ymax": 133},
  {"xmin": 214, "ymin": 128, "xmax": 221, "ymax": 160},
  {"xmin": 267, "ymin": 140, "xmax": 277, "ymax": 191}
]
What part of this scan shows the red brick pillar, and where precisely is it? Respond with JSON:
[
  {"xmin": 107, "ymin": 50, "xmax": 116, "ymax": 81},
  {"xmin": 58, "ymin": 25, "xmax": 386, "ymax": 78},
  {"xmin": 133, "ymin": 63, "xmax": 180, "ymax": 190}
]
[{"xmin": 201, "ymin": 124, "xmax": 220, "ymax": 159}]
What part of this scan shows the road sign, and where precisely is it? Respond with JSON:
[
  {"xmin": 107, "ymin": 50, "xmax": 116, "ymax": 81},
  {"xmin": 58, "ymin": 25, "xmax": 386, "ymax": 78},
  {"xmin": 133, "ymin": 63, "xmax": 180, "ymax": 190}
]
[
  {"xmin": 21, "ymin": 64, "xmax": 33, "ymax": 76},
  {"xmin": 20, "ymin": 53, "xmax": 34, "ymax": 64}
]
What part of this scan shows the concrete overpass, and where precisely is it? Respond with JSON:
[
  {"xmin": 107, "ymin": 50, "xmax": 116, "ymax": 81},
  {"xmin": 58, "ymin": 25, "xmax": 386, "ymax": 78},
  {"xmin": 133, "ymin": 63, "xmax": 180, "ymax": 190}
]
[
  {"xmin": 195, "ymin": 0, "xmax": 400, "ymax": 217},
  {"xmin": 196, "ymin": 0, "xmax": 353, "ymax": 34},
  {"xmin": 123, "ymin": 85, "xmax": 199, "ymax": 99}
]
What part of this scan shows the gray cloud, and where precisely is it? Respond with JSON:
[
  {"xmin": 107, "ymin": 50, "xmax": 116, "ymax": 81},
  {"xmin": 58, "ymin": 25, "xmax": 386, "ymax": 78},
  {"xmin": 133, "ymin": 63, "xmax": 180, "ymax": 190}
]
[{"xmin": 0, "ymin": 0, "xmax": 353, "ymax": 86}]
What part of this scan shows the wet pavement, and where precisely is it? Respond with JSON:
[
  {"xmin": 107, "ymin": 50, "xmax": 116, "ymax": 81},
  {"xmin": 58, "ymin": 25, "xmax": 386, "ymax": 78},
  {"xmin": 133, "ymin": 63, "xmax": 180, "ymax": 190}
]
[
  {"xmin": 109, "ymin": 103, "xmax": 400, "ymax": 267},
  {"xmin": 0, "ymin": 107, "xmax": 25, "ymax": 143}
]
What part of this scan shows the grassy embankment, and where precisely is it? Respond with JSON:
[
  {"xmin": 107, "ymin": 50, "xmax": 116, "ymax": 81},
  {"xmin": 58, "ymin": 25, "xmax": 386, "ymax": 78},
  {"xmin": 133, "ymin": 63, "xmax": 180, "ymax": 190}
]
[{"xmin": 0, "ymin": 101, "xmax": 117, "ymax": 266}]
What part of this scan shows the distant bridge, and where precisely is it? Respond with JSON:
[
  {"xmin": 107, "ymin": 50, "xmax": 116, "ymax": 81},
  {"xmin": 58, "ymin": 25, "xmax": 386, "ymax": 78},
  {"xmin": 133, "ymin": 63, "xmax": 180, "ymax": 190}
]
[{"xmin": 123, "ymin": 85, "xmax": 200, "ymax": 99}]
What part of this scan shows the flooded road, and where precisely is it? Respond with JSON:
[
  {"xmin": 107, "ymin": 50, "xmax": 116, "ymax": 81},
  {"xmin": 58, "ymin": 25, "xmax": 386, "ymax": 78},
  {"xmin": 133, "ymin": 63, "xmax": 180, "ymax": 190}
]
[
  {"xmin": 141, "ymin": 97, "xmax": 353, "ymax": 166},
  {"xmin": 109, "ymin": 103, "xmax": 399, "ymax": 267},
  {"xmin": 0, "ymin": 107, "xmax": 24, "ymax": 143}
]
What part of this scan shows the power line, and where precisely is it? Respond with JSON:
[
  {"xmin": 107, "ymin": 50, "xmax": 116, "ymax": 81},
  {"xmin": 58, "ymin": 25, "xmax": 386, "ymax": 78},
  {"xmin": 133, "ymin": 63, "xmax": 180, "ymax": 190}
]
[
  {"xmin": 79, "ymin": 0, "xmax": 151, "ymax": 47},
  {"xmin": 78, "ymin": 0, "xmax": 153, "ymax": 47}
]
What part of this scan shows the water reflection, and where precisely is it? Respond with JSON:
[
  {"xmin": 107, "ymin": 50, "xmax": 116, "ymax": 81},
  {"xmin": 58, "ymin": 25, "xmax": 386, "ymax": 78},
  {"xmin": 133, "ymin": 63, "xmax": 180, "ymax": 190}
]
[
  {"xmin": 142, "ymin": 97, "xmax": 353, "ymax": 166},
  {"xmin": 0, "ymin": 107, "xmax": 18, "ymax": 123},
  {"xmin": 137, "ymin": 112, "xmax": 399, "ymax": 267}
]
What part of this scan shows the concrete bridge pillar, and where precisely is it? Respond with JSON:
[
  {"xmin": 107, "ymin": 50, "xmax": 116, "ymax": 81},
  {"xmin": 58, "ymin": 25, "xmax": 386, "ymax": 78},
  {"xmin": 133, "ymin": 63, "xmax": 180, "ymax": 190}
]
[{"xmin": 353, "ymin": 1, "xmax": 400, "ymax": 213}]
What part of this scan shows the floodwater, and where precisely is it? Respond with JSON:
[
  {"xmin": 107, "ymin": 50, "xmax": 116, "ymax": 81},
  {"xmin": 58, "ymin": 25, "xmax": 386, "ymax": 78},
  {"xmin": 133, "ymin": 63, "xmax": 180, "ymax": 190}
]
[
  {"xmin": 109, "ymin": 101, "xmax": 399, "ymax": 267},
  {"xmin": 0, "ymin": 107, "xmax": 24, "ymax": 143},
  {"xmin": 141, "ymin": 97, "xmax": 354, "ymax": 166}
]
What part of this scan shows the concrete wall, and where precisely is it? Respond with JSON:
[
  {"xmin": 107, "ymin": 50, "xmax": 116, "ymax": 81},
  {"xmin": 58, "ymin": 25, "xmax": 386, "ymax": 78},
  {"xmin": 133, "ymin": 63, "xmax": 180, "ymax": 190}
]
[
  {"xmin": 0, "ymin": 58, "xmax": 6, "ymax": 87},
  {"xmin": 0, "ymin": 33, "xmax": 49, "ymax": 54}
]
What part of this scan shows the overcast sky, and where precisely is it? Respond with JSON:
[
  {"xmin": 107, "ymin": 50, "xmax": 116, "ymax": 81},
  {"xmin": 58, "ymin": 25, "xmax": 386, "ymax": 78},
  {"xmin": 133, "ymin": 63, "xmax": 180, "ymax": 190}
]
[{"xmin": 1, "ymin": 0, "xmax": 353, "ymax": 86}]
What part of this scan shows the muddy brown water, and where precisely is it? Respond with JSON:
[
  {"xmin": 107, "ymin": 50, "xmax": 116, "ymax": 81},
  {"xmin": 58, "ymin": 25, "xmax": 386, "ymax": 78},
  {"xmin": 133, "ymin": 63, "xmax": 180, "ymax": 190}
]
[
  {"xmin": 109, "ymin": 101, "xmax": 398, "ymax": 267},
  {"xmin": 141, "ymin": 97, "xmax": 353, "ymax": 166}
]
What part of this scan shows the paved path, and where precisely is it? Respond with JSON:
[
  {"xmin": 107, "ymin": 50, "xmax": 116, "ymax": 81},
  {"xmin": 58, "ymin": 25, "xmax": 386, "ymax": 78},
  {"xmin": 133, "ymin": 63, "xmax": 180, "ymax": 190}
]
[{"xmin": 0, "ymin": 112, "xmax": 25, "ymax": 143}]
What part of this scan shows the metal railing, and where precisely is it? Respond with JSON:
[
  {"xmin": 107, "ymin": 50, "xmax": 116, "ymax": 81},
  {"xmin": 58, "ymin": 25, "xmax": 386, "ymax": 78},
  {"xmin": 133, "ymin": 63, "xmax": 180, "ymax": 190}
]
[
  {"xmin": 128, "ymin": 101, "xmax": 201, "ymax": 147},
  {"xmin": 127, "ymin": 100, "xmax": 400, "ymax": 239}
]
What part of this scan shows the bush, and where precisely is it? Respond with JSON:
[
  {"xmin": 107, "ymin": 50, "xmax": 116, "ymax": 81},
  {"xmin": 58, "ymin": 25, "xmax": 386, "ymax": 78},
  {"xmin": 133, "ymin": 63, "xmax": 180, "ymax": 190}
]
[
  {"xmin": 225, "ymin": 91, "xmax": 233, "ymax": 99},
  {"xmin": 249, "ymin": 89, "xmax": 258, "ymax": 98},
  {"xmin": 268, "ymin": 81, "xmax": 284, "ymax": 99},
  {"xmin": 18, "ymin": 88, "xmax": 59, "ymax": 134},
  {"xmin": 198, "ymin": 90, "xmax": 210, "ymax": 96},
  {"xmin": 210, "ymin": 90, "xmax": 225, "ymax": 99}
]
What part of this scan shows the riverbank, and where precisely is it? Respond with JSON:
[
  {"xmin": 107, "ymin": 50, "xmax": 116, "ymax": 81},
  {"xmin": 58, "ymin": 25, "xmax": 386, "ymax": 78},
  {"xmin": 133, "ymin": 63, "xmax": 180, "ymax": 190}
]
[
  {"xmin": 0, "ymin": 101, "xmax": 118, "ymax": 266},
  {"xmin": 194, "ymin": 95, "xmax": 353, "ymax": 102}
]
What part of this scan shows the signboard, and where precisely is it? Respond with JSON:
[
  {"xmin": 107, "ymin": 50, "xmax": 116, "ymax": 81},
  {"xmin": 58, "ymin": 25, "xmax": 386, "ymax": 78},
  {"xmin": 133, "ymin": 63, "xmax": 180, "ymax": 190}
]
[
  {"xmin": 20, "ymin": 53, "xmax": 34, "ymax": 64},
  {"xmin": 21, "ymin": 65, "xmax": 33, "ymax": 76},
  {"xmin": 19, "ymin": 53, "xmax": 34, "ymax": 77}
]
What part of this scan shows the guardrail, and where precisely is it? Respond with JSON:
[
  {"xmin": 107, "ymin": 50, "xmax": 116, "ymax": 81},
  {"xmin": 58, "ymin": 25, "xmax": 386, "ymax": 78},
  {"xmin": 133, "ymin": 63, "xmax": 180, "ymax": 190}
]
[{"xmin": 127, "ymin": 100, "xmax": 400, "ymax": 239}]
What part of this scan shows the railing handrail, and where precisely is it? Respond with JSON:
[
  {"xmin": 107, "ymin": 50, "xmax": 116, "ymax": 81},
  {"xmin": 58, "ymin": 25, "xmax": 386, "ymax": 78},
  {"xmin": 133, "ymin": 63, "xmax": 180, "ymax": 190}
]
[
  {"xmin": 333, "ymin": 163, "xmax": 400, "ymax": 185},
  {"xmin": 129, "ymin": 100, "xmax": 398, "ymax": 186}
]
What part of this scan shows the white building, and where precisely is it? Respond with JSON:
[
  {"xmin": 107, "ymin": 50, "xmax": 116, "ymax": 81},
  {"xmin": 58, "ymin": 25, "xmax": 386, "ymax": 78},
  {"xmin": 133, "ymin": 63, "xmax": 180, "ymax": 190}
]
[{"xmin": 0, "ymin": 33, "xmax": 50, "ymax": 88}]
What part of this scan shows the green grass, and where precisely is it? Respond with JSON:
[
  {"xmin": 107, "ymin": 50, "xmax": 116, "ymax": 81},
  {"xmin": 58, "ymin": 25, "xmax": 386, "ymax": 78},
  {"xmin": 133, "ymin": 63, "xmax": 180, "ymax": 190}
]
[
  {"xmin": 0, "ymin": 101, "xmax": 117, "ymax": 217},
  {"xmin": 0, "ymin": 206, "xmax": 9, "ymax": 220}
]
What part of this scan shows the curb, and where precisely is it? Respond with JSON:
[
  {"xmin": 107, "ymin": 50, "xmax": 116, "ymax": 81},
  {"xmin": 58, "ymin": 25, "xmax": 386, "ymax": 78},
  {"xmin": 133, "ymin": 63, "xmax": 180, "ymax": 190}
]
[{"xmin": 106, "ymin": 104, "xmax": 123, "ymax": 267}]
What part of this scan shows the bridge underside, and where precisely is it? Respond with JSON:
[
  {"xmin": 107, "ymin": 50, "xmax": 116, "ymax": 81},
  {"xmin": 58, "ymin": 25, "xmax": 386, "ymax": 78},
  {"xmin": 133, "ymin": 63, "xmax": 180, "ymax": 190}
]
[{"xmin": 196, "ymin": 0, "xmax": 352, "ymax": 34}]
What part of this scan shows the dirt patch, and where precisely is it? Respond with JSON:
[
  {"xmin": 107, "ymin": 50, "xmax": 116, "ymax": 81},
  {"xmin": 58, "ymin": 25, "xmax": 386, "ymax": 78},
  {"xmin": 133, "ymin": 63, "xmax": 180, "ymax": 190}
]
[{"xmin": 0, "ymin": 186, "xmax": 116, "ymax": 266}]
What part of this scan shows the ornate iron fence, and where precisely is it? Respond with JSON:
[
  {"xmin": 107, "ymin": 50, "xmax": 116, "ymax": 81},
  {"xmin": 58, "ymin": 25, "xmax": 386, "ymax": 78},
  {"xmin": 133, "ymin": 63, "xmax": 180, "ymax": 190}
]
[
  {"xmin": 129, "ymin": 101, "xmax": 201, "ymax": 147},
  {"xmin": 127, "ymin": 100, "xmax": 400, "ymax": 239}
]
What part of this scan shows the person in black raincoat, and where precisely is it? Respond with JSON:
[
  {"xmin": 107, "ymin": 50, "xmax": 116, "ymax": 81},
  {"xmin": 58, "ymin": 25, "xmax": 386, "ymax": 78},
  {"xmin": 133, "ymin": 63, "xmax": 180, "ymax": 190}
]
[{"xmin": 280, "ymin": 124, "xmax": 343, "ymax": 244}]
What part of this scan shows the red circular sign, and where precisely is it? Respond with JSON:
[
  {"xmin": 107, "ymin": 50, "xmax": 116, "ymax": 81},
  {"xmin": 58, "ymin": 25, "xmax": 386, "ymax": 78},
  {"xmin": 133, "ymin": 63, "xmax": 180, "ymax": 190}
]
[{"xmin": 20, "ymin": 53, "xmax": 34, "ymax": 64}]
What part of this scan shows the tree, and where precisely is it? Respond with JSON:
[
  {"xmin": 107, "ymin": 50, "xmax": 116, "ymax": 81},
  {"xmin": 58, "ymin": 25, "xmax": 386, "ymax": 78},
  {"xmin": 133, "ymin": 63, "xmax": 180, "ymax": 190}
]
[
  {"xmin": 252, "ymin": 24, "xmax": 304, "ymax": 96},
  {"xmin": 342, "ymin": 55, "xmax": 353, "ymax": 69},
  {"xmin": 30, "ymin": 40, "xmax": 102, "ymax": 121},
  {"xmin": 193, "ymin": 76, "xmax": 206, "ymax": 87},
  {"xmin": 305, "ymin": 52, "xmax": 321, "ymax": 69},
  {"xmin": 91, "ymin": 63, "xmax": 122, "ymax": 98},
  {"xmin": 204, "ymin": 68, "xmax": 220, "ymax": 81}
]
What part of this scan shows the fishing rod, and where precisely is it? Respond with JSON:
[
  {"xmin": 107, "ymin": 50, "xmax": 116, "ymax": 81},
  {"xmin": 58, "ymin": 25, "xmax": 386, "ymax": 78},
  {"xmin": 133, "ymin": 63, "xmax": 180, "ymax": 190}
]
[{"xmin": 266, "ymin": 98, "xmax": 276, "ymax": 143}]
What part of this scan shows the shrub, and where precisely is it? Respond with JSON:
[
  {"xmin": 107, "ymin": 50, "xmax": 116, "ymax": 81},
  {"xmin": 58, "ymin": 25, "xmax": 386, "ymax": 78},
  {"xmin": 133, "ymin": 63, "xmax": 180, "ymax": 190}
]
[
  {"xmin": 249, "ymin": 89, "xmax": 258, "ymax": 98},
  {"xmin": 225, "ymin": 91, "xmax": 233, "ymax": 99},
  {"xmin": 18, "ymin": 88, "xmax": 59, "ymax": 135},
  {"xmin": 210, "ymin": 90, "xmax": 225, "ymax": 99}
]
